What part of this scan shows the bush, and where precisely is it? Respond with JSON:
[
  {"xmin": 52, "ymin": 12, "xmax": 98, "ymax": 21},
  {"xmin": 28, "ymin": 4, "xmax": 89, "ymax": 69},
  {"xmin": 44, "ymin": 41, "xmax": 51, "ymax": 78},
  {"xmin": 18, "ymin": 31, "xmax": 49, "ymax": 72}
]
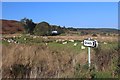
[
  {"xmin": 10, "ymin": 64, "xmax": 31, "ymax": 78},
  {"xmin": 33, "ymin": 21, "xmax": 52, "ymax": 36}
]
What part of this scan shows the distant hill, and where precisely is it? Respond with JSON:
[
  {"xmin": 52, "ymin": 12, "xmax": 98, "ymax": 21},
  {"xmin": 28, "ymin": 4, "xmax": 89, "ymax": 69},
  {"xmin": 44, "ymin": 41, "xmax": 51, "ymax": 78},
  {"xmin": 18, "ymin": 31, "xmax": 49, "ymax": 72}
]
[
  {"xmin": 0, "ymin": 19, "xmax": 24, "ymax": 34},
  {"xmin": 77, "ymin": 28, "xmax": 119, "ymax": 34},
  {"xmin": 0, "ymin": 19, "xmax": 119, "ymax": 34}
]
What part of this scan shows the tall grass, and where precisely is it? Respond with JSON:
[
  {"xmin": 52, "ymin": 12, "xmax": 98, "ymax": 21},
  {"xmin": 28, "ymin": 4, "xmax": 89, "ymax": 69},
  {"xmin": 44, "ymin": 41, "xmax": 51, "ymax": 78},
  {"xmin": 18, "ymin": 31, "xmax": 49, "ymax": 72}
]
[
  {"xmin": 93, "ymin": 42, "xmax": 119, "ymax": 78},
  {"xmin": 2, "ymin": 35, "xmax": 119, "ymax": 78}
]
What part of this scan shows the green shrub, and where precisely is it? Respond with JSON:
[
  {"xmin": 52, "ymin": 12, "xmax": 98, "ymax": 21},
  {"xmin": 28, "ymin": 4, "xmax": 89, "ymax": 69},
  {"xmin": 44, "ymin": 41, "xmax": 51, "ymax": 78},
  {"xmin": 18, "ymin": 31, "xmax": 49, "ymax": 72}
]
[{"xmin": 33, "ymin": 21, "xmax": 52, "ymax": 36}]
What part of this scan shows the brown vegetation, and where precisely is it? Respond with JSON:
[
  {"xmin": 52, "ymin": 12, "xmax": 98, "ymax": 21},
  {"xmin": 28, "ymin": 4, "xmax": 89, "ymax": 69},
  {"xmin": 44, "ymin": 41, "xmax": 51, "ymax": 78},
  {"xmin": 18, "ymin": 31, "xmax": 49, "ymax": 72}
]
[
  {"xmin": 0, "ymin": 20, "xmax": 24, "ymax": 34},
  {"xmin": 2, "ymin": 44, "xmax": 92, "ymax": 78},
  {"xmin": 48, "ymin": 35, "xmax": 118, "ymax": 42}
]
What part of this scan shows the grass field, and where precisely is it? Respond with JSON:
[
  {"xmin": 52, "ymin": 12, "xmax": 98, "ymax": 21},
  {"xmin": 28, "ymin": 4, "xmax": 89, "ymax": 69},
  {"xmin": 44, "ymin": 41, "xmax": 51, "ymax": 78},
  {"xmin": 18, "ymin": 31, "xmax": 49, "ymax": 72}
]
[{"xmin": 1, "ymin": 34, "xmax": 119, "ymax": 78}]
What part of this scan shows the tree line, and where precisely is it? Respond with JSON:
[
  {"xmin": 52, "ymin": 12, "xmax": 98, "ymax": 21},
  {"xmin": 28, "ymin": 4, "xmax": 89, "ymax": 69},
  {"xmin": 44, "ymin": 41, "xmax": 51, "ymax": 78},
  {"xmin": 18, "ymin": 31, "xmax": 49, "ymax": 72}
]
[
  {"xmin": 20, "ymin": 18, "xmax": 65, "ymax": 36},
  {"xmin": 21, "ymin": 18, "xmax": 118, "ymax": 36}
]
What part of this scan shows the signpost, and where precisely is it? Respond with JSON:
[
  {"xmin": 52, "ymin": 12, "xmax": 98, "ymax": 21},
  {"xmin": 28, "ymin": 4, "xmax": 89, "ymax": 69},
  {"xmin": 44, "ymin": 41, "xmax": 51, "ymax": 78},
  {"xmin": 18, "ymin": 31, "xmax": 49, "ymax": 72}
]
[
  {"xmin": 83, "ymin": 40, "xmax": 95, "ymax": 47},
  {"xmin": 83, "ymin": 38, "xmax": 98, "ymax": 68},
  {"xmin": 88, "ymin": 46, "xmax": 91, "ymax": 67}
]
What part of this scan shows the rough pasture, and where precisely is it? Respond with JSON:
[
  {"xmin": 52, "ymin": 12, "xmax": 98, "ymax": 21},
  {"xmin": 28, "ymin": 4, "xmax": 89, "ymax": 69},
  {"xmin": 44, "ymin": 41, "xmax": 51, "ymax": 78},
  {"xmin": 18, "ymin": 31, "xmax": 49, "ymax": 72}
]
[{"xmin": 1, "ymin": 34, "xmax": 119, "ymax": 78}]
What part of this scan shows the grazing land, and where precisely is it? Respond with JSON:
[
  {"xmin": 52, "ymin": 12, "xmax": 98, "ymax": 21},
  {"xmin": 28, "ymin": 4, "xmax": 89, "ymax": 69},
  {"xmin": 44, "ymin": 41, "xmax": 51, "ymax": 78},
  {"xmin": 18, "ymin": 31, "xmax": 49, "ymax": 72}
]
[{"xmin": 1, "ymin": 19, "xmax": 120, "ymax": 78}]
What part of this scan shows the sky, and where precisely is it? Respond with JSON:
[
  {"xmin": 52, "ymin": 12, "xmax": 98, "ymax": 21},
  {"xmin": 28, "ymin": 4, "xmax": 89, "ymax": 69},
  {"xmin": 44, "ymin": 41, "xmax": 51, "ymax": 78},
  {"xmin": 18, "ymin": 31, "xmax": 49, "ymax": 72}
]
[
  {"xmin": 1, "ymin": 0, "xmax": 119, "ymax": 2},
  {"xmin": 2, "ymin": 2, "xmax": 118, "ymax": 29}
]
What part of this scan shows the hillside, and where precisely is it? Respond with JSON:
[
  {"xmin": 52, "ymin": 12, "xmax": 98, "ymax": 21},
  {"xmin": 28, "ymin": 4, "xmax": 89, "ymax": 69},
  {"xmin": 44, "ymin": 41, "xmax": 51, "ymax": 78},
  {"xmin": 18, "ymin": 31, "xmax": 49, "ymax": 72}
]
[
  {"xmin": 0, "ymin": 19, "xmax": 119, "ymax": 35},
  {"xmin": 0, "ymin": 19, "xmax": 24, "ymax": 34},
  {"xmin": 77, "ymin": 28, "xmax": 119, "ymax": 34}
]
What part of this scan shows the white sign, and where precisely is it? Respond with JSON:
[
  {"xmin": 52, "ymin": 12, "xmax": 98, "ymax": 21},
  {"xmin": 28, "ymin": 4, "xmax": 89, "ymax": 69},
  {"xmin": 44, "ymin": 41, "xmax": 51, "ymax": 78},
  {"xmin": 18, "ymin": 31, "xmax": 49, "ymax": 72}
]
[
  {"xmin": 83, "ymin": 39, "xmax": 98, "ymax": 48},
  {"xmin": 83, "ymin": 38, "xmax": 98, "ymax": 68},
  {"xmin": 83, "ymin": 40, "xmax": 95, "ymax": 47}
]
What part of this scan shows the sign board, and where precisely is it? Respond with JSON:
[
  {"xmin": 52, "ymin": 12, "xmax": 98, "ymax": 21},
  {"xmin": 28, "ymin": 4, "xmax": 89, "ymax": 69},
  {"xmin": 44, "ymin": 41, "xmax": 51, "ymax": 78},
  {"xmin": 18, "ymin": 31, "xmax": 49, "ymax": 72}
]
[
  {"xmin": 83, "ymin": 38, "xmax": 98, "ymax": 68},
  {"xmin": 83, "ymin": 40, "xmax": 94, "ymax": 47},
  {"xmin": 83, "ymin": 39, "xmax": 98, "ymax": 48}
]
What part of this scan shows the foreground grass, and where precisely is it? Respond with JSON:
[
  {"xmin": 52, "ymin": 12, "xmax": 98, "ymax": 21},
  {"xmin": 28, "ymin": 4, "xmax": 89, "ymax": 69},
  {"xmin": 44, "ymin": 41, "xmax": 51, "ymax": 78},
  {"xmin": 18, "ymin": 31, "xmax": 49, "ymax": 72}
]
[
  {"xmin": 1, "ymin": 34, "xmax": 119, "ymax": 78},
  {"xmin": 48, "ymin": 41, "xmax": 87, "ymax": 54}
]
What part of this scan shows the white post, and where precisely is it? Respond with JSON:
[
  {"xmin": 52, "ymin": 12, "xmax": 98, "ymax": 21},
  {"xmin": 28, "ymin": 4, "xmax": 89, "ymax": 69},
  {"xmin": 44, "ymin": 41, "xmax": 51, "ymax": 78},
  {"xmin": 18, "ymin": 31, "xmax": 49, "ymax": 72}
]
[
  {"xmin": 88, "ymin": 38, "xmax": 91, "ymax": 68},
  {"xmin": 88, "ymin": 47, "xmax": 91, "ymax": 68}
]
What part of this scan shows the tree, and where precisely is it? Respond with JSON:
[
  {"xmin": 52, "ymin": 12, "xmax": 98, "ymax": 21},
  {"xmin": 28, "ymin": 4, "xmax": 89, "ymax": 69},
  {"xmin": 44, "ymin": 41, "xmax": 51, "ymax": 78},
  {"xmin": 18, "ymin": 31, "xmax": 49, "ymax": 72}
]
[
  {"xmin": 33, "ymin": 21, "xmax": 52, "ymax": 36},
  {"xmin": 57, "ymin": 26, "xmax": 64, "ymax": 34},
  {"xmin": 20, "ymin": 18, "xmax": 36, "ymax": 34}
]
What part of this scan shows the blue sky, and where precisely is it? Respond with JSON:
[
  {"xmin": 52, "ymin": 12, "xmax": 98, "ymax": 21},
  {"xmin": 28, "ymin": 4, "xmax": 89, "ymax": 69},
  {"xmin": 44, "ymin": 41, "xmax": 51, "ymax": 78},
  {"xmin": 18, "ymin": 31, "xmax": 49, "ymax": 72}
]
[{"xmin": 2, "ymin": 2, "xmax": 118, "ymax": 29}]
